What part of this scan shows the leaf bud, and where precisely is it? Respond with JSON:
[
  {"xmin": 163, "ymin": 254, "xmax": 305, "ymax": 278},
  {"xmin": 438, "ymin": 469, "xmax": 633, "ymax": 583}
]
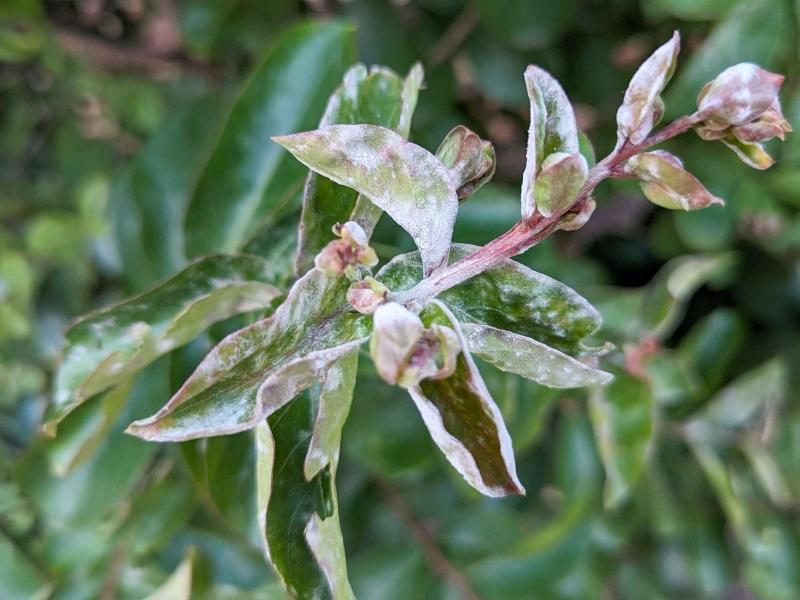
[
  {"xmin": 436, "ymin": 125, "xmax": 496, "ymax": 201},
  {"xmin": 346, "ymin": 277, "xmax": 388, "ymax": 315}
]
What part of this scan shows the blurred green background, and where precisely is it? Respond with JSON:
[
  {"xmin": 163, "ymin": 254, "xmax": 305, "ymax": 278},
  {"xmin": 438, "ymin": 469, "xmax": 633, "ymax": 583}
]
[{"xmin": 1, "ymin": 0, "xmax": 799, "ymax": 598}]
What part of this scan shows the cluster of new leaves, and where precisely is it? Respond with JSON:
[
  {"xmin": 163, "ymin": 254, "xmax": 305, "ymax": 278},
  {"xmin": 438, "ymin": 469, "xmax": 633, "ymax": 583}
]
[{"xmin": 47, "ymin": 29, "xmax": 788, "ymax": 599}]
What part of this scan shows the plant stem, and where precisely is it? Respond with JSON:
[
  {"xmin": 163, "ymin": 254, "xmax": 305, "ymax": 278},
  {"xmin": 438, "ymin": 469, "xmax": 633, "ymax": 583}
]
[{"xmin": 393, "ymin": 114, "xmax": 698, "ymax": 307}]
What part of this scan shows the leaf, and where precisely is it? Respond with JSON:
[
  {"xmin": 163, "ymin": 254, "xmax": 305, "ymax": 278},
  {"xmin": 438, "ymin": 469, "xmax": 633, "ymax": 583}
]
[
  {"xmin": 0, "ymin": 532, "xmax": 51, "ymax": 600},
  {"xmin": 46, "ymin": 254, "xmax": 281, "ymax": 432},
  {"xmin": 435, "ymin": 125, "xmax": 496, "ymax": 201},
  {"xmin": 461, "ymin": 323, "xmax": 611, "ymax": 388},
  {"xmin": 127, "ymin": 268, "xmax": 369, "ymax": 442},
  {"xmin": 589, "ymin": 369, "xmax": 655, "ymax": 508},
  {"xmin": 274, "ymin": 124, "xmax": 459, "ymax": 276},
  {"xmin": 532, "ymin": 151, "xmax": 588, "ymax": 218},
  {"xmin": 295, "ymin": 64, "xmax": 424, "ymax": 274},
  {"xmin": 257, "ymin": 387, "xmax": 354, "ymax": 599},
  {"xmin": 378, "ymin": 244, "xmax": 602, "ymax": 354},
  {"xmin": 720, "ymin": 135, "xmax": 775, "ymax": 169},
  {"xmin": 521, "ymin": 65, "xmax": 581, "ymax": 219},
  {"xmin": 184, "ymin": 21, "xmax": 356, "ymax": 256},
  {"xmin": 626, "ymin": 150, "xmax": 725, "ymax": 211},
  {"xmin": 409, "ymin": 300, "xmax": 524, "ymax": 497},
  {"xmin": 111, "ymin": 97, "xmax": 219, "ymax": 290},
  {"xmin": 696, "ymin": 63, "xmax": 784, "ymax": 126},
  {"xmin": 616, "ymin": 31, "xmax": 680, "ymax": 145},
  {"xmin": 305, "ymin": 348, "xmax": 359, "ymax": 480},
  {"xmin": 144, "ymin": 548, "xmax": 196, "ymax": 600}
]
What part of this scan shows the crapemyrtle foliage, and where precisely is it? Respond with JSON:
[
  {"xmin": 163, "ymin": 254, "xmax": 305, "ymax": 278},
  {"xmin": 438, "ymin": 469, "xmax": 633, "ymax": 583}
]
[{"xmin": 44, "ymin": 27, "xmax": 790, "ymax": 599}]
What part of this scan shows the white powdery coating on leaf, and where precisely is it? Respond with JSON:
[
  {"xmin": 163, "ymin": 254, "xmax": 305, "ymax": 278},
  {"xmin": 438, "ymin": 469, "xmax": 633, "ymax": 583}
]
[
  {"xmin": 697, "ymin": 63, "xmax": 784, "ymax": 125},
  {"xmin": 305, "ymin": 513, "xmax": 355, "ymax": 600},
  {"xmin": 410, "ymin": 301, "xmax": 524, "ymax": 497},
  {"xmin": 462, "ymin": 323, "xmax": 612, "ymax": 388},
  {"xmin": 616, "ymin": 31, "xmax": 680, "ymax": 144},
  {"xmin": 275, "ymin": 124, "xmax": 457, "ymax": 275}
]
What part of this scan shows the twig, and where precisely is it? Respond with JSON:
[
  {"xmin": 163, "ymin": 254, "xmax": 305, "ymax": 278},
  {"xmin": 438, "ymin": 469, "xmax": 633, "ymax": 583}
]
[
  {"xmin": 376, "ymin": 477, "xmax": 483, "ymax": 600},
  {"xmin": 392, "ymin": 113, "xmax": 699, "ymax": 307},
  {"xmin": 54, "ymin": 28, "xmax": 215, "ymax": 81},
  {"xmin": 429, "ymin": 5, "xmax": 480, "ymax": 67}
]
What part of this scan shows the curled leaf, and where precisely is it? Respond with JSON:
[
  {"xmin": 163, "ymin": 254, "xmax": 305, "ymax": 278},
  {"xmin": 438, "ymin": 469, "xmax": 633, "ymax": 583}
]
[
  {"xmin": 274, "ymin": 124, "xmax": 459, "ymax": 275},
  {"xmin": 521, "ymin": 65, "xmax": 581, "ymax": 219},
  {"xmin": 616, "ymin": 31, "xmax": 680, "ymax": 145},
  {"xmin": 626, "ymin": 150, "xmax": 725, "ymax": 211},
  {"xmin": 46, "ymin": 254, "xmax": 282, "ymax": 433},
  {"xmin": 462, "ymin": 323, "xmax": 612, "ymax": 388},
  {"xmin": 346, "ymin": 277, "xmax": 388, "ymax": 315},
  {"xmin": 435, "ymin": 125, "xmax": 496, "ymax": 201},
  {"xmin": 696, "ymin": 63, "xmax": 784, "ymax": 125},
  {"xmin": 730, "ymin": 100, "xmax": 792, "ymax": 142},
  {"xmin": 410, "ymin": 301, "xmax": 524, "ymax": 497},
  {"xmin": 720, "ymin": 135, "xmax": 775, "ymax": 170},
  {"xmin": 369, "ymin": 302, "xmax": 425, "ymax": 387},
  {"xmin": 126, "ymin": 269, "xmax": 370, "ymax": 442},
  {"xmin": 533, "ymin": 151, "xmax": 588, "ymax": 218}
]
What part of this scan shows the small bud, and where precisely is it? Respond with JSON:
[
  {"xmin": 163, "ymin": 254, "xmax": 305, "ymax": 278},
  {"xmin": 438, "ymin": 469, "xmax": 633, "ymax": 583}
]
[
  {"xmin": 346, "ymin": 277, "xmax": 388, "ymax": 314},
  {"xmin": 428, "ymin": 324, "xmax": 460, "ymax": 380},
  {"xmin": 370, "ymin": 303, "xmax": 425, "ymax": 386},
  {"xmin": 314, "ymin": 220, "xmax": 378, "ymax": 276},
  {"xmin": 533, "ymin": 152, "xmax": 588, "ymax": 217},
  {"xmin": 436, "ymin": 125, "xmax": 496, "ymax": 201},
  {"xmin": 616, "ymin": 31, "xmax": 680, "ymax": 145},
  {"xmin": 697, "ymin": 63, "xmax": 784, "ymax": 126},
  {"xmin": 730, "ymin": 100, "xmax": 792, "ymax": 143},
  {"xmin": 626, "ymin": 150, "xmax": 725, "ymax": 211},
  {"xmin": 558, "ymin": 197, "xmax": 596, "ymax": 231}
]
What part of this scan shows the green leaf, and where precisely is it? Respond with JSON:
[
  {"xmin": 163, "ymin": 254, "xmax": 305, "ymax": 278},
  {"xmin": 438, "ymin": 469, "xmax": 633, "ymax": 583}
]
[
  {"xmin": 378, "ymin": 244, "xmax": 602, "ymax": 354},
  {"xmin": 410, "ymin": 300, "xmax": 524, "ymax": 497},
  {"xmin": 0, "ymin": 532, "xmax": 51, "ymax": 600},
  {"xmin": 641, "ymin": 252, "xmax": 736, "ymax": 338},
  {"xmin": 462, "ymin": 323, "xmax": 611, "ymax": 388},
  {"xmin": 295, "ymin": 64, "xmax": 424, "ymax": 274},
  {"xmin": 47, "ymin": 254, "xmax": 281, "ymax": 432},
  {"xmin": 274, "ymin": 124, "xmax": 459, "ymax": 276},
  {"xmin": 521, "ymin": 65, "xmax": 582, "ymax": 219},
  {"xmin": 257, "ymin": 385, "xmax": 355, "ymax": 599},
  {"xmin": 589, "ymin": 368, "xmax": 655, "ymax": 508},
  {"xmin": 111, "ymin": 97, "xmax": 219, "ymax": 289},
  {"xmin": 720, "ymin": 134, "xmax": 776, "ymax": 169},
  {"xmin": 475, "ymin": 0, "xmax": 577, "ymax": 50},
  {"xmin": 144, "ymin": 548, "xmax": 196, "ymax": 600},
  {"xmin": 127, "ymin": 268, "xmax": 369, "ymax": 442},
  {"xmin": 184, "ymin": 21, "xmax": 356, "ymax": 256},
  {"xmin": 532, "ymin": 151, "xmax": 588, "ymax": 218}
]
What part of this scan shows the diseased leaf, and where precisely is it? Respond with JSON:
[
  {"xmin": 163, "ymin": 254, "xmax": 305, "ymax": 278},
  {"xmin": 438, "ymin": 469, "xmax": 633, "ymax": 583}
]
[
  {"xmin": 435, "ymin": 125, "xmax": 496, "ymax": 201},
  {"xmin": 184, "ymin": 21, "xmax": 356, "ymax": 256},
  {"xmin": 295, "ymin": 64, "xmax": 424, "ymax": 274},
  {"xmin": 257, "ymin": 387, "xmax": 354, "ymax": 599},
  {"xmin": 46, "ymin": 254, "xmax": 281, "ymax": 433},
  {"xmin": 720, "ymin": 135, "xmax": 775, "ymax": 169},
  {"xmin": 409, "ymin": 300, "xmax": 524, "ymax": 497},
  {"xmin": 533, "ymin": 151, "xmax": 588, "ymax": 218},
  {"xmin": 461, "ymin": 323, "xmax": 612, "ymax": 388},
  {"xmin": 626, "ymin": 150, "xmax": 725, "ymax": 211},
  {"xmin": 127, "ymin": 268, "xmax": 369, "ymax": 442},
  {"xmin": 589, "ymin": 369, "xmax": 655, "ymax": 508},
  {"xmin": 521, "ymin": 65, "xmax": 581, "ymax": 219},
  {"xmin": 696, "ymin": 63, "xmax": 784, "ymax": 126},
  {"xmin": 378, "ymin": 244, "xmax": 602, "ymax": 354},
  {"xmin": 616, "ymin": 31, "xmax": 680, "ymax": 145},
  {"xmin": 274, "ymin": 124, "xmax": 459, "ymax": 275},
  {"xmin": 305, "ymin": 349, "xmax": 359, "ymax": 480}
]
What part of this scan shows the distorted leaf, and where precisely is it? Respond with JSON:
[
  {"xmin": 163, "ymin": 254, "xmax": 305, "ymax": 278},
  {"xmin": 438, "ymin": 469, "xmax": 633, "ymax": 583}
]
[
  {"xmin": 730, "ymin": 100, "xmax": 792, "ymax": 142},
  {"xmin": 589, "ymin": 369, "xmax": 654, "ymax": 508},
  {"xmin": 409, "ymin": 300, "xmax": 523, "ymax": 497},
  {"xmin": 369, "ymin": 302, "xmax": 424, "ymax": 387},
  {"xmin": 295, "ymin": 63, "xmax": 424, "ymax": 273},
  {"xmin": 616, "ymin": 31, "xmax": 680, "ymax": 144},
  {"xmin": 184, "ymin": 21, "xmax": 356, "ymax": 256},
  {"xmin": 379, "ymin": 245, "xmax": 603, "ymax": 354},
  {"xmin": 521, "ymin": 65, "xmax": 580, "ymax": 219},
  {"xmin": 626, "ymin": 150, "xmax": 725, "ymax": 211},
  {"xmin": 46, "ymin": 254, "xmax": 281, "ymax": 433},
  {"xmin": 274, "ymin": 124, "xmax": 459, "ymax": 275},
  {"xmin": 435, "ymin": 125, "xmax": 496, "ymax": 201},
  {"xmin": 720, "ymin": 135, "xmax": 775, "ymax": 169},
  {"xmin": 461, "ymin": 323, "xmax": 611, "ymax": 388},
  {"xmin": 127, "ymin": 269, "xmax": 369, "ymax": 441},
  {"xmin": 345, "ymin": 277, "xmax": 388, "ymax": 315},
  {"xmin": 697, "ymin": 63, "xmax": 784, "ymax": 125},
  {"xmin": 533, "ymin": 151, "xmax": 588, "ymax": 217}
]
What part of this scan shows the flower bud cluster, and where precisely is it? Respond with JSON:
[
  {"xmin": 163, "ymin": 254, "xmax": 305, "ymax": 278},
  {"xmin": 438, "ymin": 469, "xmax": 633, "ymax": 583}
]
[{"xmin": 314, "ymin": 221, "xmax": 378, "ymax": 277}]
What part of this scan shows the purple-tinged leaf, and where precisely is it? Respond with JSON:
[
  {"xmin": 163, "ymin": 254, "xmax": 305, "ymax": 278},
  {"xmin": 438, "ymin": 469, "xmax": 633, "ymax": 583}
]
[
  {"xmin": 46, "ymin": 254, "xmax": 282, "ymax": 434},
  {"xmin": 521, "ymin": 65, "xmax": 580, "ymax": 219},
  {"xmin": 731, "ymin": 99, "xmax": 792, "ymax": 142},
  {"xmin": 696, "ymin": 63, "xmax": 784, "ymax": 125},
  {"xmin": 616, "ymin": 31, "xmax": 680, "ymax": 145},
  {"xmin": 274, "ymin": 124, "xmax": 459, "ymax": 275},
  {"xmin": 461, "ymin": 323, "xmax": 612, "ymax": 388},
  {"xmin": 435, "ymin": 125, "xmax": 496, "ymax": 201},
  {"xmin": 126, "ymin": 268, "xmax": 370, "ymax": 442},
  {"xmin": 626, "ymin": 150, "xmax": 725, "ymax": 211},
  {"xmin": 409, "ymin": 301, "xmax": 524, "ymax": 497}
]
